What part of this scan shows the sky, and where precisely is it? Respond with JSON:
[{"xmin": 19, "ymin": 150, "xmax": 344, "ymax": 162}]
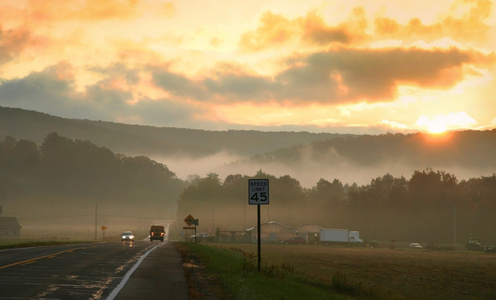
[{"xmin": 0, "ymin": 0, "xmax": 495, "ymax": 134}]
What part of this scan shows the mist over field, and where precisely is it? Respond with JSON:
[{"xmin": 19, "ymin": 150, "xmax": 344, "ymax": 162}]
[{"xmin": 154, "ymin": 148, "xmax": 495, "ymax": 188}]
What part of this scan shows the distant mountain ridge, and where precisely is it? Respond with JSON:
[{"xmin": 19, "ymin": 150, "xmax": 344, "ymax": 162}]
[{"xmin": 0, "ymin": 106, "xmax": 344, "ymax": 158}]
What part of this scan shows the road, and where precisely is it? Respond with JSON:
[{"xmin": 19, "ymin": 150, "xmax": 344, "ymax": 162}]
[{"xmin": 0, "ymin": 240, "xmax": 188, "ymax": 299}]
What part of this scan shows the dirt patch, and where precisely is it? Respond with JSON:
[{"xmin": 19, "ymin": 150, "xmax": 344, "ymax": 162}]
[{"xmin": 175, "ymin": 243, "xmax": 225, "ymax": 300}]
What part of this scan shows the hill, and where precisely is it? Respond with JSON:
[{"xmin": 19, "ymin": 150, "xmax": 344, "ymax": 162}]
[
  {"xmin": 1, "ymin": 106, "xmax": 495, "ymax": 187},
  {"xmin": 0, "ymin": 106, "xmax": 342, "ymax": 158}
]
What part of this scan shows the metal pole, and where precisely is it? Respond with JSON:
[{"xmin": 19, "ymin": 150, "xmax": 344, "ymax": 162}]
[
  {"xmin": 257, "ymin": 204, "xmax": 261, "ymax": 272},
  {"xmin": 94, "ymin": 203, "xmax": 98, "ymax": 241},
  {"xmin": 453, "ymin": 205, "xmax": 456, "ymax": 246}
]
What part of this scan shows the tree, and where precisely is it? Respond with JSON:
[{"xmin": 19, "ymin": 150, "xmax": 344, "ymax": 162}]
[
  {"xmin": 14, "ymin": 139, "xmax": 40, "ymax": 170},
  {"xmin": 0, "ymin": 136, "xmax": 16, "ymax": 169}
]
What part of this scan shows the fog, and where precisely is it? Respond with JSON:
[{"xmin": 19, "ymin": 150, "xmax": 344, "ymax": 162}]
[
  {"xmin": 153, "ymin": 150, "xmax": 492, "ymax": 188},
  {"xmin": 3, "ymin": 200, "xmax": 174, "ymax": 241}
]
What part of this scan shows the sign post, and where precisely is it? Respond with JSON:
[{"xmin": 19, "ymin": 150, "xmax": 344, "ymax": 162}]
[
  {"xmin": 101, "ymin": 225, "xmax": 107, "ymax": 240},
  {"xmin": 248, "ymin": 179, "xmax": 269, "ymax": 272},
  {"xmin": 184, "ymin": 214, "xmax": 198, "ymax": 243}
]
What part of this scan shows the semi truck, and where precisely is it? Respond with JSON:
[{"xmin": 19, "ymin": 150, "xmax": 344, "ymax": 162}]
[{"xmin": 319, "ymin": 229, "xmax": 363, "ymax": 245}]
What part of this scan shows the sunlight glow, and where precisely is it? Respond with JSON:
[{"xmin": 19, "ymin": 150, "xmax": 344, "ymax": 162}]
[{"xmin": 416, "ymin": 112, "xmax": 477, "ymax": 133}]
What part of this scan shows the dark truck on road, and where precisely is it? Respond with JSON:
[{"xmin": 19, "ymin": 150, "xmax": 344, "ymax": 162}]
[{"xmin": 149, "ymin": 225, "xmax": 165, "ymax": 242}]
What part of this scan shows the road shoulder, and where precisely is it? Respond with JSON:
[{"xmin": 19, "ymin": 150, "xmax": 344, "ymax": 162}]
[{"xmin": 111, "ymin": 241, "xmax": 189, "ymax": 300}]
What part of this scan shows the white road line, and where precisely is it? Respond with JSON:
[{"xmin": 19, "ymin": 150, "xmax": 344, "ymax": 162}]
[{"xmin": 106, "ymin": 244, "xmax": 160, "ymax": 300}]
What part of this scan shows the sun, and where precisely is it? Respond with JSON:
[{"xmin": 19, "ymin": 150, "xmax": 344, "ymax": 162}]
[
  {"xmin": 427, "ymin": 121, "xmax": 448, "ymax": 134},
  {"xmin": 416, "ymin": 112, "xmax": 477, "ymax": 134}
]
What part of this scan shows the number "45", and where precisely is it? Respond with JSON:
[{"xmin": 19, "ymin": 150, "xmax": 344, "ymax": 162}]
[{"xmin": 251, "ymin": 192, "xmax": 268, "ymax": 202}]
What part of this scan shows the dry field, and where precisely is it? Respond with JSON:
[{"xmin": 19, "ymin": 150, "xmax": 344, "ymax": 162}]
[{"xmin": 214, "ymin": 243, "xmax": 496, "ymax": 300}]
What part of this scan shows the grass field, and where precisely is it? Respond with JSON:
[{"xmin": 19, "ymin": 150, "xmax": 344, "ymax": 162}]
[{"xmin": 181, "ymin": 242, "xmax": 496, "ymax": 300}]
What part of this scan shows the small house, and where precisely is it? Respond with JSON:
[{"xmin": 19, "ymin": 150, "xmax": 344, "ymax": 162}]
[
  {"xmin": 0, "ymin": 206, "xmax": 22, "ymax": 239},
  {"xmin": 0, "ymin": 216, "xmax": 22, "ymax": 239}
]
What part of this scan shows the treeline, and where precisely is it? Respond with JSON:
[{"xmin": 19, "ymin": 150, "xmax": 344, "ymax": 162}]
[
  {"xmin": 175, "ymin": 170, "xmax": 496, "ymax": 245},
  {"xmin": 2, "ymin": 132, "xmax": 495, "ymax": 245},
  {"xmin": 253, "ymin": 130, "xmax": 496, "ymax": 169},
  {"xmin": 0, "ymin": 133, "xmax": 186, "ymax": 205}
]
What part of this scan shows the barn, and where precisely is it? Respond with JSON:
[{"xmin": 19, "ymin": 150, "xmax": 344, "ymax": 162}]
[
  {"xmin": 0, "ymin": 206, "xmax": 22, "ymax": 239},
  {"xmin": 246, "ymin": 221, "xmax": 294, "ymax": 243},
  {"xmin": 0, "ymin": 217, "xmax": 22, "ymax": 239}
]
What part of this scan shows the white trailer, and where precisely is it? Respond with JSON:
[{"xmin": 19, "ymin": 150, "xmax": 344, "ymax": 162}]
[{"xmin": 319, "ymin": 229, "xmax": 363, "ymax": 244}]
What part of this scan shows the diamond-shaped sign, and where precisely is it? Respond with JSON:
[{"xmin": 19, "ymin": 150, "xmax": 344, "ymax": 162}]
[{"xmin": 184, "ymin": 214, "xmax": 195, "ymax": 226}]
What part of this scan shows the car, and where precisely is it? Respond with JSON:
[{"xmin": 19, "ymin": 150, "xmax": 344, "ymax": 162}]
[
  {"xmin": 283, "ymin": 236, "xmax": 306, "ymax": 245},
  {"xmin": 121, "ymin": 231, "xmax": 135, "ymax": 242},
  {"xmin": 409, "ymin": 242, "xmax": 422, "ymax": 249},
  {"xmin": 190, "ymin": 233, "xmax": 209, "ymax": 241}
]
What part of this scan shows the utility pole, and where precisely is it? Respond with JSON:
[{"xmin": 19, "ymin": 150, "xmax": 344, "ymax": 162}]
[
  {"xmin": 453, "ymin": 205, "xmax": 456, "ymax": 247},
  {"xmin": 95, "ymin": 204, "xmax": 98, "ymax": 241}
]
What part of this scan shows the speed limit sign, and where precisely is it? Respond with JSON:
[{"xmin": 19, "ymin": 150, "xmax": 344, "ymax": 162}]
[{"xmin": 248, "ymin": 179, "xmax": 269, "ymax": 205}]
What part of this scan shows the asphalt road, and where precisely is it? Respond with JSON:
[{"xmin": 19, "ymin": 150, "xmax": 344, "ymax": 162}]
[{"xmin": 0, "ymin": 240, "xmax": 188, "ymax": 300}]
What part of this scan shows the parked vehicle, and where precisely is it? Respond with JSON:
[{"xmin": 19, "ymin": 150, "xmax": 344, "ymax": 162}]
[
  {"xmin": 485, "ymin": 247, "xmax": 496, "ymax": 253},
  {"xmin": 283, "ymin": 236, "xmax": 306, "ymax": 245},
  {"xmin": 409, "ymin": 242, "xmax": 423, "ymax": 249},
  {"xmin": 190, "ymin": 233, "xmax": 209, "ymax": 241},
  {"xmin": 319, "ymin": 229, "xmax": 363, "ymax": 245},
  {"xmin": 426, "ymin": 243, "xmax": 454, "ymax": 251},
  {"xmin": 149, "ymin": 225, "xmax": 165, "ymax": 242},
  {"xmin": 466, "ymin": 238, "xmax": 484, "ymax": 251},
  {"xmin": 121, "ymin": 231, "xmax": 135, "ymax": 242}
]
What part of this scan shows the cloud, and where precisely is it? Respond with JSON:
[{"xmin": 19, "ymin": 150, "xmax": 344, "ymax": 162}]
[
  {"xmin": 0, "ymin": 43, "xmax": 491, "ymax": 132},
  {"xmin": 0, "ymin": 62, "xmax": 202, "ymax": 127},
  {"xmin": 239, "ymin": 11, "xmax": 297, "ymax": 52},
  {"xmin": 0, "ymin": 63, "xmax": 75, "ymax": 108},
  {"xmin": 274, "ymin": 47, "xmax": 486, "ymax": 103},
  {"xmin": 0, "ymin": 26, "xmax": 34, "ymax": 64},
  {"xmin": 20, "ymin": 0, "xmax": 141, "ymax": 23},
  {"xmin": 0, "ymin": 1, "xmax": 494, "ymax": 133},
  {"xmin": 374, "ymin": 1, "xmax": 491, "ymax": 44},
  {"xmin": 143, "ymin": 45, "xmax": 491, "ymax": 108},
  {"xmin": 301, "ymin": 10, "xmax": 356, "ymax": 45},
  {"xmin": 151, "ymin": 68, "xmax": 207, "ymax": 101},
  {"xmin": 239, "ymin": 1, "xmax": 493, "ymax": 53},
  {"xmin": 238, "ymin": 9, "xmax": 362, "ymax": 52}
]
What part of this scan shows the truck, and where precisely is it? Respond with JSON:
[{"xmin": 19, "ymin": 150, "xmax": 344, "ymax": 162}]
[
  {"xmin": 149, "ymin": 225, "xmax": 165, "ymax": 242},
  {"xmin": 319, "ymin": 229, "xmax": 363, "ymax": 245}
]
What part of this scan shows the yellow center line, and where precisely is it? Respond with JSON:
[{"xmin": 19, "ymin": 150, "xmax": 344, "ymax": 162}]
[{"xmin": 0, "ymin": 247, "xmax": 88, "ymax": 270}]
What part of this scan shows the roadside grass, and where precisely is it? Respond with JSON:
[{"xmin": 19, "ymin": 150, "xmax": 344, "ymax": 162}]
[{"xmin": 179, "ymin": 242, "xmax": 385, "ymax": 300}]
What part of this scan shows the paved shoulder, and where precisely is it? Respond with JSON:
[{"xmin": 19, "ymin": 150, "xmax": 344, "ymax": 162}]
[{"xmin": 111, "ymin": 241, "xmax": 188, "ymax": 300}]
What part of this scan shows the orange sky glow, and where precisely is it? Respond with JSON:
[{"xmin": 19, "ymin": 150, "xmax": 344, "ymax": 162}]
[{"xmin": 0, "ymin": 0, "xmax": 495, "ymax": 134}]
